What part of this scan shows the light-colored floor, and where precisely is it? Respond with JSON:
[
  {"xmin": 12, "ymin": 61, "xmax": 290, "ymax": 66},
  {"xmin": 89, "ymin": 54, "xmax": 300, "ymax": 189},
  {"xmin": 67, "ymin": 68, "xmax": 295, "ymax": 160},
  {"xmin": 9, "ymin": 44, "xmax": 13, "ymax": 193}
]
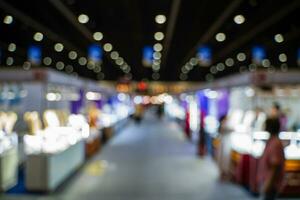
[{"xmin": 1, "ymin": 110, "xmax": 298, "ymax": 200}]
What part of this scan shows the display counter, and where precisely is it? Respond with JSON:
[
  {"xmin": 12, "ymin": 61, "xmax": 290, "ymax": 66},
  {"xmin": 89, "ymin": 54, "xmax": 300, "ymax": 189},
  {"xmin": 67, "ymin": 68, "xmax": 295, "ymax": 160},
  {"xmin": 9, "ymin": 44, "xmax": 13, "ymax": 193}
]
[
  {"xmin": 25, "ymin": 140, "xmax": 84, "ymax": 192},
  {"xmin": 229, "ymin": 131, "xmax": 300, "ymax": 196},
  {"xmin": 0, "ymin": 133, "xmax": 18, "ymax": 192}
]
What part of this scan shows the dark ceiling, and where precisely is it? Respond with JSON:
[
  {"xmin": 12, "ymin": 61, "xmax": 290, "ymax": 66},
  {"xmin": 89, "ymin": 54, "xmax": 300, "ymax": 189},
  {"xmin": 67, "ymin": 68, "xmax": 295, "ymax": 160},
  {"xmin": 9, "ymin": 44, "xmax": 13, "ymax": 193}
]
[{"xmin": 0, "ymin": 0, "xmax": 299, "ymax": 81}]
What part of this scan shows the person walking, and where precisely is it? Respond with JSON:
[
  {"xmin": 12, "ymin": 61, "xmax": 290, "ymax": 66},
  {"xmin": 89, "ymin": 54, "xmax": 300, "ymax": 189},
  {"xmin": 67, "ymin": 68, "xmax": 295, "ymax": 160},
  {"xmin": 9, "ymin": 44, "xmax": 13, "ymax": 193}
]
[{"xmin": 258, "ymin": 117, "xmax": 285, "ymax": 200}]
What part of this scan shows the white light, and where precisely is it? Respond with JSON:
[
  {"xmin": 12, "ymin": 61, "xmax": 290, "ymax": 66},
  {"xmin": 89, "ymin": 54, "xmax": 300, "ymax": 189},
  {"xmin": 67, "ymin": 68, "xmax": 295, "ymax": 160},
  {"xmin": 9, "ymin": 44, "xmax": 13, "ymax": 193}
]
[
  {"xmin": 117, "ymin": 93, "xmax": 127, "ymax": 101},
  {"xmin": 56, "ymin": 61, "xmax": 64, "ymax": 70},
  {"xmin": 262, "ymin": 59, "xmax": 271, "ymax": 67},
  {"xmin": 155, "ymin": 15, "xmax": 167, "ymax": 24},
  {"xmin": 46, "ymin": 92, "xmax": 62, "ymax": 101},
  {"xmin": 153, "ymin": 52, "xmax": 162, "ymax": 60},
  {"xmin": 78, "ymin": 14, "xmax": 89, "ymax": 24},
  {"xmin": 189, "ymin": 58, "xmax": 198, "ymax": 66},
  {"xmin": 215, "ymin": 32, "xmax": 226, "ymax": 42},
  {"xmin": 152, "ymin": 72, "xmax": 160, "ymax": 80},
  {"xmin": 116, "ymin": 57, "xmax": 124, "ymax": 65},
  {"xmin": 87, "ymin": 61, "xmax": 95, "ymax": 70},
  {"xmin": 210, "ymin": 66, "xmax": 218, "ymax": 74},
  {"xmin": 43, "ymin": 57, "xmax": 52, "ymax": 65},
  {"xmin": 234, "ymin": 14, "xmax": 245, "ymax": 24},
  {"xmin": 154, "ymin": 43, "xmax": 163, "ymax": 52},
  {"xmin": 103, "ymin": 43, "xmax": 113, "ymax": 52},
  {"xmin": 110, "ymin": 51, "xmax": 119, "ymax": 60},
  {"xmin": 94, "ymin": 65, "xmax": 101, "ymax": 73},
  {"xmin": 6, "ymin": 57, "xmax": 14, "ymax": 66},
  {"xmin": 245, "ymin": 87, "xmax": 255, "ymax": 97},
  {"xmin": 93, "ymin": 32, "xmax": 103, "ymax": 41},
  {"xmin": 216, "ymin": 63, "xmax": 225, "ymax": 71},
  {"xmin": 68, "ymin": 51, "xmax": 77, "ymax": 60},
  {"xmin": 3, "ymin": 15, "xmax": 13, "ymax": 24},
  {"xmin": 54, "ymin": 43, "xmax": 64, "ymax": 52},
  {"xmin": 274, "ymin": 34, "xmax": 284, "ymax": 43},
  {"xmin": 154, "ymin": 32, "xmax": 164, "ymax": 41},
  {"xmin": 204, "ymin": 89, "xmax": 218, "ymax": 99},
  {"xmin": 206, "ymin": 74, "xmax": 214, "ymax": 82},
  {"xmin": 97, "ymin": 72, "xmax": 105, "ymax": 80},
  {"xmin": 225, "ymin": 58, "xmax": 234, "ymax": 66},
  {"xmin": 237, "ymin": 52, "xmax": 246, "ymax": 61},
  {"xmin": 23, "ymin": 61, "xmax": 31, "ymax": 70},
  {"xmin": 33, "ymin": 32, "xmax": 43, "ymax": 42},
  {"xmin": 78, "ymin": 57, "xmax": 87, "ymax": 65},
  {"xmin": 179, "ymin": 73, "xmax": 187, "ymax": 81},
  {"xmin": 86, "ymin": 92, "xmax": 102, "ymax": 101},
  {"xmin": 278, "ymin": 53, "xmax": 287, "ymax": 62},
  {"xmin": 66, "ymin": 65, "xmax": 74, "ymax": 73},
  {"xmin": 8, "ymin": 43, "xmax": 16, "ymax": 52},
  {"xmin": 133, "ymin": 96, "xmax": 143, "ymax": 104}
]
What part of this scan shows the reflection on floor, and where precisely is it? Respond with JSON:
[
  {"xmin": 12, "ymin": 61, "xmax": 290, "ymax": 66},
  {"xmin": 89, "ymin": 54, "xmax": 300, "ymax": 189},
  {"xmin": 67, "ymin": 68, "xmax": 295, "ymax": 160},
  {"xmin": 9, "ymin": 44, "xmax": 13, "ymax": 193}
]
[{"xmin": 0, "ymin": 110, "xmax": 296, "ymax": 200}]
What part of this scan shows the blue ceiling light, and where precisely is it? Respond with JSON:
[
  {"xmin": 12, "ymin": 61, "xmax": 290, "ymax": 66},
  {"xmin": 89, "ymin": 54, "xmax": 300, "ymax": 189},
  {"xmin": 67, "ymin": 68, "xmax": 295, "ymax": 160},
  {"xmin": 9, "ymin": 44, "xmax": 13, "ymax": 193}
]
[
  {"xmin": 88, "ymin": 44, "xmax": 102, "ymax": 63},
  {"xmin": 252, "ymin": 45, "xmax": 266, "ymax": 65},
  {"xmin": 197, "ymin": 45, "xmax": 212, "ymax": 66},
  {"xmin": 28, "ymin": 45, "xmax": 42, "ymax": 65},
  {"xmin": 142, "ymin": 46, "xmax": 153, "ymax": 67}
]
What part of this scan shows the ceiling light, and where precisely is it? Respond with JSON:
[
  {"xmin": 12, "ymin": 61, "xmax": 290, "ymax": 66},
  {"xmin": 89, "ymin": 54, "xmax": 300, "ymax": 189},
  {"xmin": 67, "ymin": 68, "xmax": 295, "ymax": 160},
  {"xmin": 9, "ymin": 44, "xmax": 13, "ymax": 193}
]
[
  {"xmin": 23, "ymin": 61, "xmax": 31, "ymax": 70},
  {"xmin": 6, "ymin": 57, "xmax": 14, "ymax": 66},
  {"xmin": 237, "ymin": 52, "xmax": 246, "ymax": 61},
  {"xmin": 181, "ymin": 67, "xmax": 189, "ymax": 74},
  {"xmin": 179, "ymin": 73, "xmax": 188, "ymax": 81},
  {"xmin": 3, "ymin": 15, "xmax": 13, "ymax": 24},
  {"xmin": 116, "ymin": 57, "xmax": 124, "ymax": 65},
  {"xmin": 66, "ymin": 65, "xmax": 74, "ymax": 73},
  {"xmin": 153, "ymin": 52, "xmax": 162, "ymax": 60},
  {"xmin": 215, "ymin": 32, "xmax": 226, "ymax": 42},
  {"xmin": 216, "ymin": 63, "xmax": 225, "ymax": 71},
  {"xmin": 78, "ymin": 14, "xmax": 89, "ymax": 24},
  {"xmin": 68, "ymin": 51, "xmax": 77, "ymax": 60},
  {"xmin": 205, "ymin": 74, "xmax": 214, "ymax": 82},
  {"xmin": 103, "ymin": 43, "xmax": 113, "ymax": 52},
  {"xmin": 93, "ymin": 32, "xmax": 103, "ymax": 41},
  {"xmin": 234, "ymin": 14, "xmax": 245, "ymax": 24},
  {"xmin": 278, "ymin": 53, "xmax": 287, "ymax": 62},
  {"xmin": 110, "ymin": 51, "xmax": 119, "ymax": 60},
  {"xmin": 56, "ymin": 61, "xmax": 64, "ymax": 70},
  {"xmin": 262, "ymin": 59, "xmax": 271, "ymax": 67},
  {"xmin": 97, "ymin": 72, "xmax": 105, "ymax": 80},
  {"xmin": 154, "ymin": 43, "xmax": 163, "ymax": 52},
  {"xmin": 33, "ymin": 32, "xmax": 44, "ymax": 42},
  {"xmin": 155, "ymin": 15, "xmax": 166, "ymax": 24},
  {"xmin": 210, "ymin": 66, "xmax": 218, "ymax": 74},
  {"xmin": 274, "ymin": 34, "xmax": 284, "ymax": 43},
  {"xmin": 43, "ymin": 57, "xmax": 52, "ymax": 65},
  {"xmin": 154, "ymin": 32, "xmax": 164, "ymax": 41},
  {"xmin": 54, "ymin": 43, "xmax": 64, "ymax": 52},
  {"xmin": 152, "ymin": 64, "xmax": 160, "ymax": 71},
  {"xmin": 79, "ymin": 57, "xmax": 87, "ymax": 65},
  {"xmin": 189, "ymin": 57, "xmax": 198, "ymax": 66},
  {"xmin": 8, "ymin": 43, "xmax": 16, "ymax": 52},
  {"xmin": 225, "ymin": 58, "xmax": 234, "ymax": 66},
  {"xmin": 94, "ymin": 66, "xmax": 101, "ymax": 73},
  {"xmin": 152, "ymin": 72, "xmax": 160, "ymax": 80}
]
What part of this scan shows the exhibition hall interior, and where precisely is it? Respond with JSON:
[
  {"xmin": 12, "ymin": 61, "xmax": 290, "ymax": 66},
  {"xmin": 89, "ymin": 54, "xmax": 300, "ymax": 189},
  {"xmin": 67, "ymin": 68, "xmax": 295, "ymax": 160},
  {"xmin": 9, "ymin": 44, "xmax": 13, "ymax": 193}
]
[{"xmin": 0, "ymin": 0, "xmax": 300, "ymax": 199}]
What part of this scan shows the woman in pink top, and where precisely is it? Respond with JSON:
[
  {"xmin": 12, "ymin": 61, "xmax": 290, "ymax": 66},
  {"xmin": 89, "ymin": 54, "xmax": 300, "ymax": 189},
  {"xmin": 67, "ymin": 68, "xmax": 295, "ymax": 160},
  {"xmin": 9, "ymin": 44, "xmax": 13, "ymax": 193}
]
[{"xmin": 258, "ymin": 117, "xmax": 285, "ymax": 200}]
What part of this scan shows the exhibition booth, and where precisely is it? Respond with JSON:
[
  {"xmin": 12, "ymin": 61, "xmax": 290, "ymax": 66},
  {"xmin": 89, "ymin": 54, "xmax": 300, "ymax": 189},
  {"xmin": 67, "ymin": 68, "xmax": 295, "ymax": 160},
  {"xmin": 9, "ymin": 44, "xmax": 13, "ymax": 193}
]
[
  {"xmin": 194, "ymin": 71, "xmax": 300, "ymax": 196},
  {"xmin": 0, "ymin": 68, "xmax": 132, "ymax": 192}
]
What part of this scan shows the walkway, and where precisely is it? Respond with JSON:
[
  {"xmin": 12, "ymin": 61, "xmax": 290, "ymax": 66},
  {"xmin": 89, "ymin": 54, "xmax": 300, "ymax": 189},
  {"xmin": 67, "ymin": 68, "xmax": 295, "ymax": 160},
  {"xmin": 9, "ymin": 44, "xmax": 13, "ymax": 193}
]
[{"xmin": 1, "ymin": 110, "xmax": 293, "ymax": 200}]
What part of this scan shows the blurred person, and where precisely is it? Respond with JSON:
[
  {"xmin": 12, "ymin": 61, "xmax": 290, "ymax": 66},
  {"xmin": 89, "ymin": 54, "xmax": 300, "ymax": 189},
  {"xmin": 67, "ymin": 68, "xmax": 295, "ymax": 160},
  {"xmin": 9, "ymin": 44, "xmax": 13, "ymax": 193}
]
[
  {"xmin": 270, "ymin": 103, "xmax": 287, "ymax": 131},
  {"xmin": 217, "ymin": 115, "xmax": 232, "ymax": 180},
  {"xmin": 258, "ymin": 117, "xmax": 285, "ymax": 200},
  {"xmin": 134, "ymin": 103, "xmax": 144, "ymax": 123}
]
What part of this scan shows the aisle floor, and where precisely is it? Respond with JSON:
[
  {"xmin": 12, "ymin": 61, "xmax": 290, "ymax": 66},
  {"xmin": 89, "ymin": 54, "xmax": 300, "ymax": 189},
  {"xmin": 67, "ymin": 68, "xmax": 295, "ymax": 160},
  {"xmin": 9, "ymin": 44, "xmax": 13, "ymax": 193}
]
[{"xmin": 1, "ymin": 110, "xmax": 297, "ymax": 200}]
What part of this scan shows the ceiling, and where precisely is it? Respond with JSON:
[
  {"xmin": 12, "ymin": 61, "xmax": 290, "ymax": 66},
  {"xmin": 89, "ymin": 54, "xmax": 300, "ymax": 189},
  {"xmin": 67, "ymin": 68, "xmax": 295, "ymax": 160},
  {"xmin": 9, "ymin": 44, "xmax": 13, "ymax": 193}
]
[{"xmin": 0, "ymin": 0, "xmax": 299, "ymax": 82}]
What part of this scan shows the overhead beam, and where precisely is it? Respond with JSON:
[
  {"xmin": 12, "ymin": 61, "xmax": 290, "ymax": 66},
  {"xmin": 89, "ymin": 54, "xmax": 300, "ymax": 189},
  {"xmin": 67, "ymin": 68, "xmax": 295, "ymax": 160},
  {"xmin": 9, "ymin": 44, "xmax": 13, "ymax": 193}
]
[
  {"xmin": 213, "ymin": 0, "xmax": 300, "ymax": 63},
  {"xmin": 0, "ymin": 0, "xmax": 85, "ymax": 55},
  {"xmin": 48, "ymin": 0, "xmax": 93, "ymax": 42},
  {"xmin": 181, "ymin": 0, "xmax": 243, "ymax": 66},
  {"xmin": 161, "ymin": 0, "xmax": 181, "ymax": 69}
]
